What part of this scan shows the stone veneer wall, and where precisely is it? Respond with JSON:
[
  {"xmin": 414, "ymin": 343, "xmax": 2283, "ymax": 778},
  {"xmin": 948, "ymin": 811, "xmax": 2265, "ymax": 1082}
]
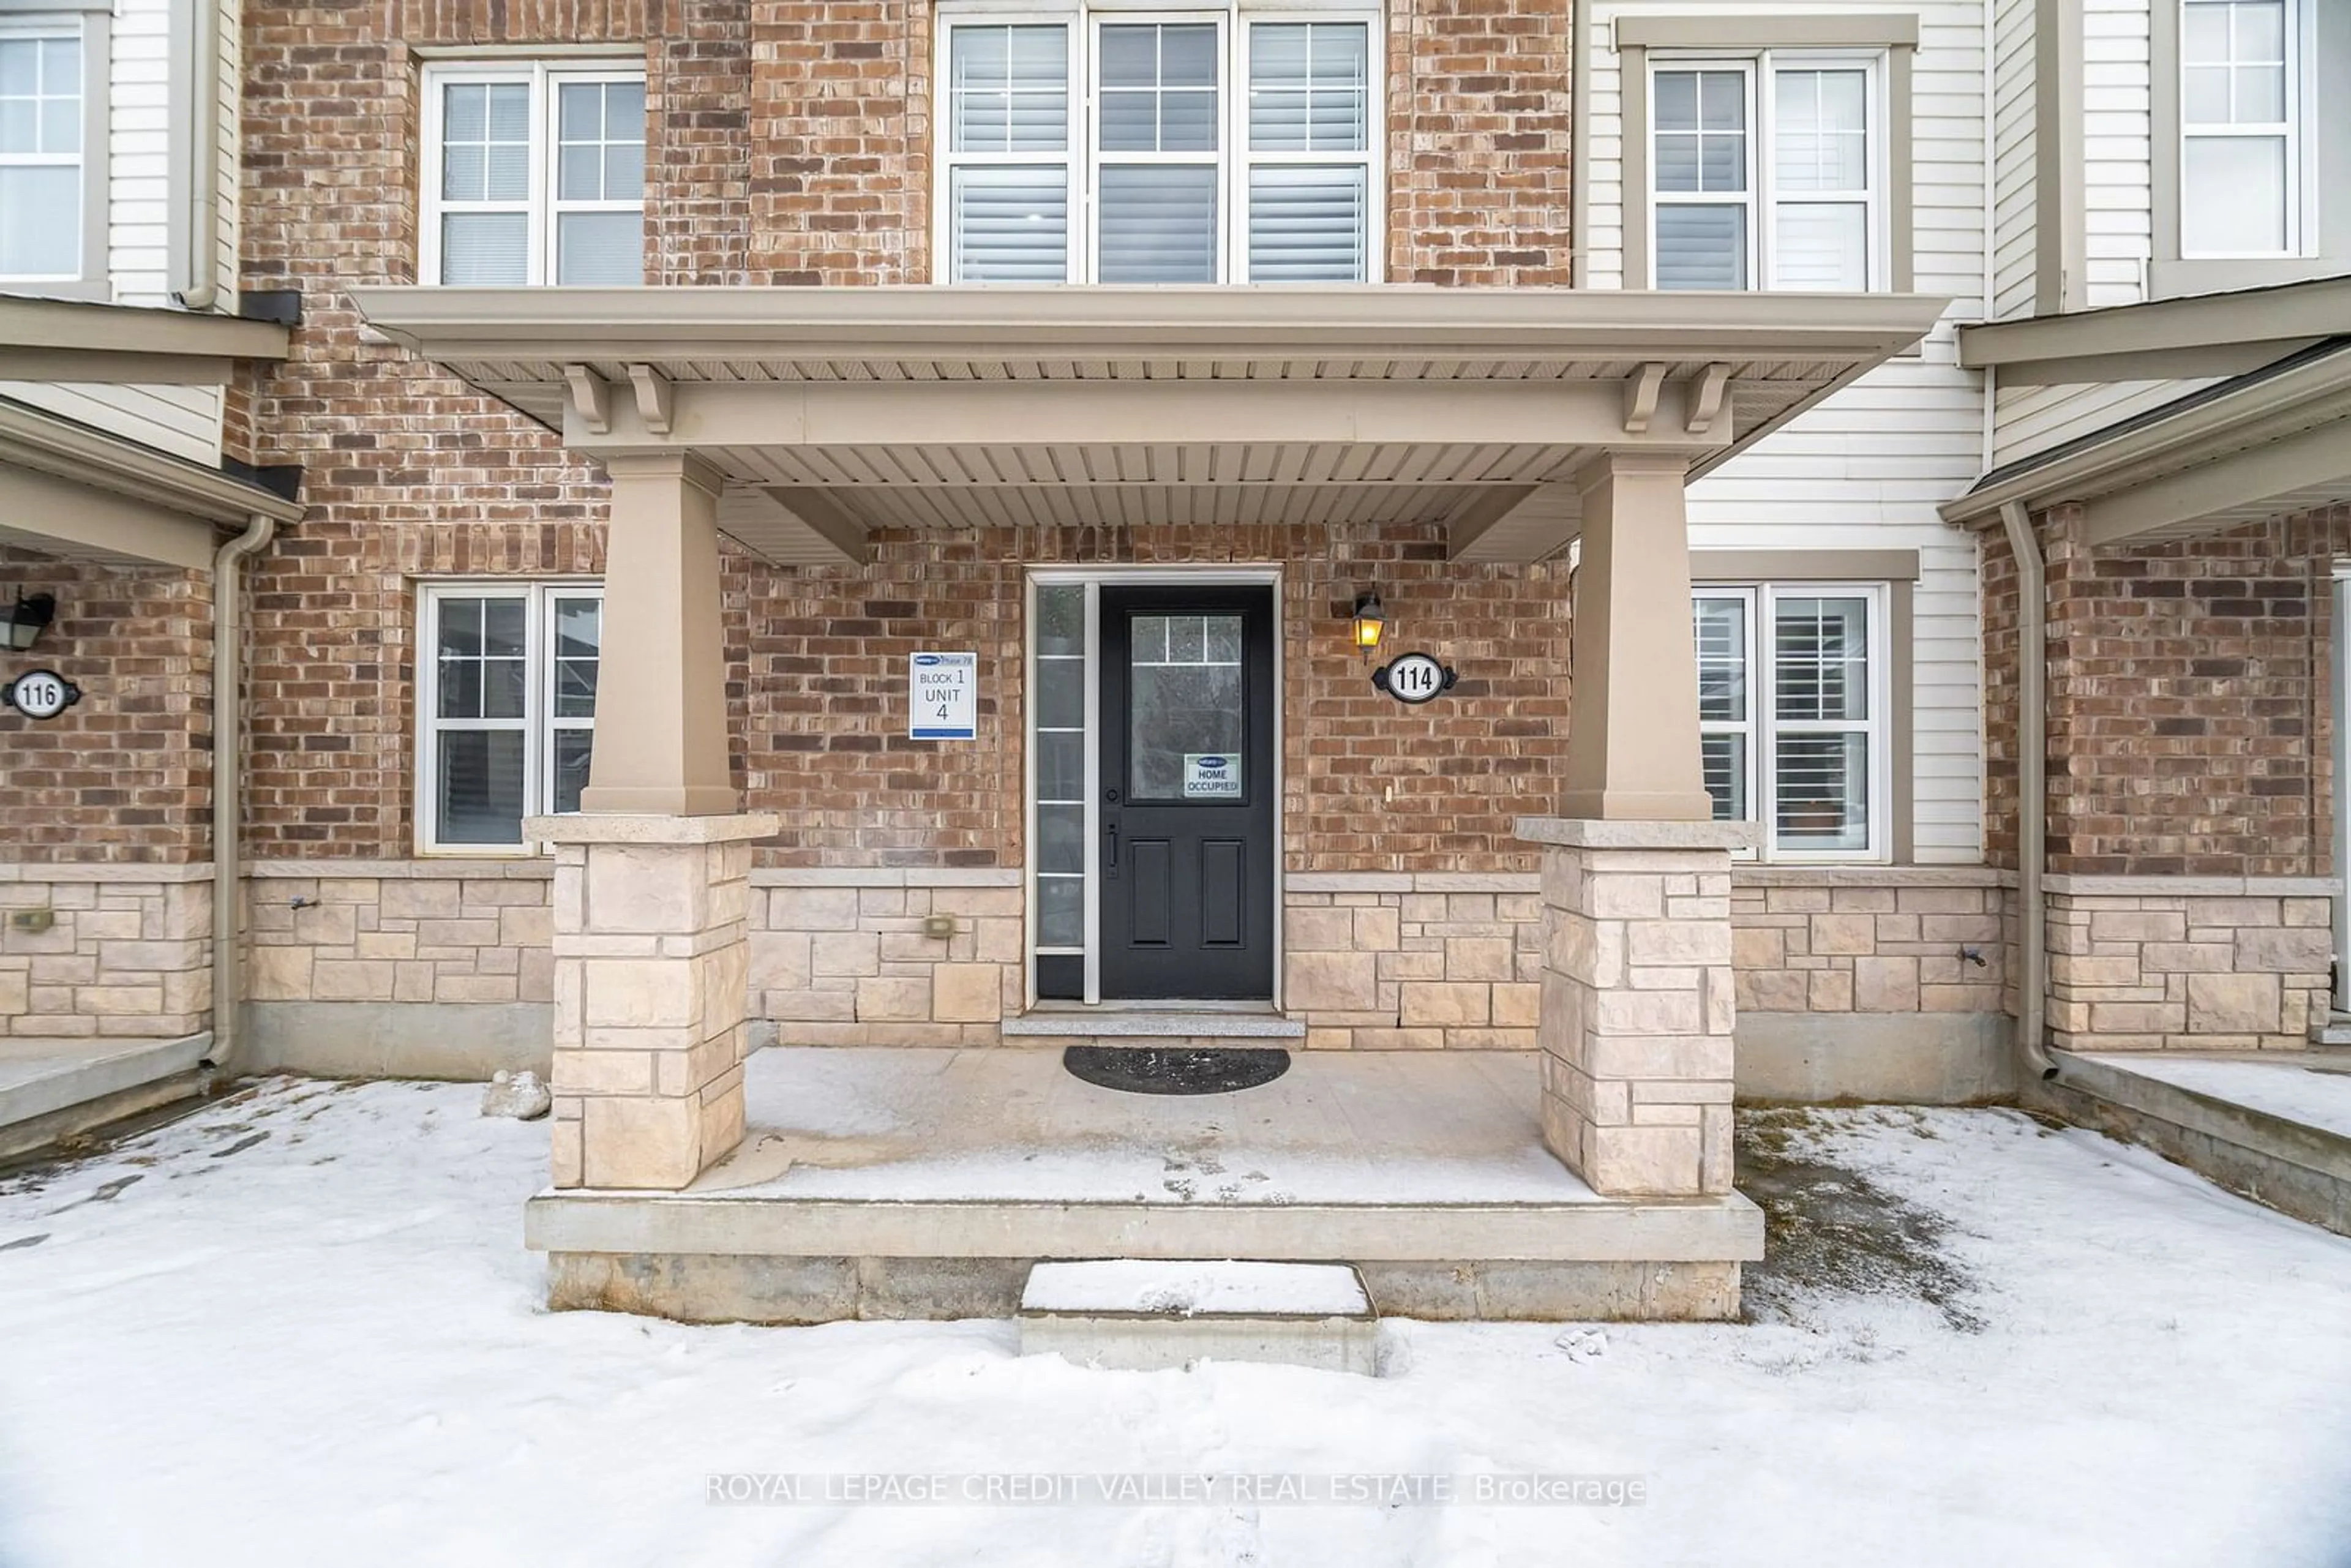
[
  {"xmin": 0, "ymin": 866, "xmax": 212, "ymax": 1039},
  {"xmin": 1283, "ymin": 875, "xmax": 1542, "ymax": 1051},
  {"xmin": 2045, "ymin": 878, "xmax": 2333, "ymax": 1052},
  {"xmin": 750, "ymin": 872, "xmax": 1027, "ymax": 1047},
  {"xmin": 1730, "ymin": 869, "xmax": 2008, "ymax": 1016}
]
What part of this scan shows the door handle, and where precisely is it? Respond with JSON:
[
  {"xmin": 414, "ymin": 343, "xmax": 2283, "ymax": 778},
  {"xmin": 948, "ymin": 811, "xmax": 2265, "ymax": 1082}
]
[{"xmin": 1105, "ymin": 820, "xmax": 1119, "ymax": 877}]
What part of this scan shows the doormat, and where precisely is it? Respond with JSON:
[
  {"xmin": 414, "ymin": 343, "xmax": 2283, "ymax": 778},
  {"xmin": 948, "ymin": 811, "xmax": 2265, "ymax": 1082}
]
[{"xmin": 1062, "ymin": 1046, "xmax": 1292, "ymax": 1096}]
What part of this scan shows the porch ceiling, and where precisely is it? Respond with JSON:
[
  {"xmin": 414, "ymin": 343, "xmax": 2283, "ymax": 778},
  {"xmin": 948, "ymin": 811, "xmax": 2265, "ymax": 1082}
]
[{"xmin": 354, "ymin": 285, "xmax": 1949, "ymax": 566}]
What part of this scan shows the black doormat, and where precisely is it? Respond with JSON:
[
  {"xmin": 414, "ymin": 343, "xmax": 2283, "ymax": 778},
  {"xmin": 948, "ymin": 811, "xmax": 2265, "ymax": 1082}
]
[{"xmin": 1063, "ymin": 1045, "xmax": 1292, "ymax": 1096}]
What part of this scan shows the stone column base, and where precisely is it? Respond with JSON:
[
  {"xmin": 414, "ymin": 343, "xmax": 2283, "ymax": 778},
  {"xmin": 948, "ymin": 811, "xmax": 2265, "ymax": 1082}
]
[
  {"xmin": 1517, "ymin": 817, "xmax": 1754, "ymax": 1197},
  {"xmin": 527, "ymin": 812, "xmax": 779, "ymax": 1190}
]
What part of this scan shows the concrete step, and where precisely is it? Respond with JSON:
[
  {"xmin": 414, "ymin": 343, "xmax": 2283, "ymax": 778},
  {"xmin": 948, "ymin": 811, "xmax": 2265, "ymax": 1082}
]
[
  {"xmin": 0, "ymin": 1034, "xmax": 213, "ymax": 1161},
  {"xmin": 2038, "ymin": 1051, "xmax": 2351, "ymax": 1237},
  {"xmin": 1018, "ymin": 1259, "xmax": 1378, "ymax": 1374},
  {"xmin": 2308, "ymin": 1010, "xmax": 2351, "ymax": 1049},
  {"xmin": 1000, "ymin": 1010, "xmax": 1307, "ymax": 1047}
]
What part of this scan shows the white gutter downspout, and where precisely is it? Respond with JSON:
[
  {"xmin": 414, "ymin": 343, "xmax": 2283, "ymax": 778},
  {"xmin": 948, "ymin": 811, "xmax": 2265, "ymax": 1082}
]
[
  {"xmin": 1998, "ymin": 500, "xmax": 2058, "ymax": 1080},
  {"xmin": 178, "ymin": 0, "xmax": 222, "ymax": 311},
  {"xmin": 206, "ymin": 513, "xmax": 274, "ymax": 1074}
]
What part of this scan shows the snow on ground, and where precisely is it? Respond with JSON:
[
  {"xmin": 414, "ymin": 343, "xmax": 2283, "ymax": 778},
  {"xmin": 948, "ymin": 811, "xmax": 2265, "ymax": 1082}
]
[{"xmin": 1, "ymin": 1081, "xmax": 2349, "ymax": 1567}]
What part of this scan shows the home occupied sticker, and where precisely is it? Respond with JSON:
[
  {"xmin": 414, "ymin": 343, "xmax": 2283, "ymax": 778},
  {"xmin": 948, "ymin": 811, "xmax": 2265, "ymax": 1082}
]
[
  {"xmin": 1183, "ymin": 753, "xmax": 1242, "ymax": 798},
  {"xmin": 909, "ymin": 652, "xmax": 977, "ymax": 740}
]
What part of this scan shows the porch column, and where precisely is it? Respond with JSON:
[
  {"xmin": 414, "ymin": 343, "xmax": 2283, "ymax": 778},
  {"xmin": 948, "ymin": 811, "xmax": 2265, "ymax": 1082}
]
[
  {"xmin": 1519, "ymin": 449, "xmax": 1750, "ymax": 1199},
  {"xmin": 1559, "ymin": 449, "xmax": 1714, "ymax": 823},
  {"xmin": 528, "ymin": 452, "xmax": 773, "ymax": 1191},
  {"xmin": 579, "ymin": 452, "xmax": 735, "ymax": 817}
]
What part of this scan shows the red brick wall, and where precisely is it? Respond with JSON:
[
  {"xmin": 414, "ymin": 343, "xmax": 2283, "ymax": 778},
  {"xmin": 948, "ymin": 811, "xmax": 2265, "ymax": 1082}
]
[
  {"xmin": 232, "ymin": 0, "xmax": 1580, "ymax": 861},
  {"xmin": 1983, "ymin": 503, "xmax": 2347, "ymax": 877},
  {"xmin": 1387, "ymin": 0, "xmax": 1575, "ymax": 285},
  {"xmin": 0, "ymin": 549, "xmax": 214, "ymax": 865},
  {"xmin": 737, "ymin": 523, "xmax": 1571, "ymax": 874}
]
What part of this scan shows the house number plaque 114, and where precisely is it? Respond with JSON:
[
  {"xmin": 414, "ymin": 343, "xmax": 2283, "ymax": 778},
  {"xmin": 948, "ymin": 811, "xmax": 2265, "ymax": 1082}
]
[{"xmin": 1372, "ymin": 652, "xmax": 1457, "ymax": 705}]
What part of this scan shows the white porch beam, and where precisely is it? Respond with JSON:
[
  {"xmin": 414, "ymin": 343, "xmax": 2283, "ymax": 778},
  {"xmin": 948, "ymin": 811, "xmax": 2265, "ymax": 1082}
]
[
  {"xmin": 2082, "ymin": 421, "xmax": 2351, "ymax": 545},
  {"xmin": 563, "ymin": 378, "xmax": 1742, "ymax": 456},
  {"xmin": 714, "ymin": 484, "xmax": 871, "ymax": 566}
]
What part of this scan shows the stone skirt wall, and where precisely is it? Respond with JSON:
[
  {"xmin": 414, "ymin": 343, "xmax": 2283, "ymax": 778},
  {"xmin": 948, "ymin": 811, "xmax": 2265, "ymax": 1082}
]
[
  {"xmin": 2045, "ymin": 877, "xmax": 2334, "ymax": 1052},
  {"xmin": 0, "ymin": 865, "xmax": 212, "ymax": 1039},
  {"xmin": 750, "ymin": 871, "xmax": 1026, "ymax": 1048},
  {"xmin": 1282, "ymin": 874, "xmax": 1542, "ymax": 1051}
]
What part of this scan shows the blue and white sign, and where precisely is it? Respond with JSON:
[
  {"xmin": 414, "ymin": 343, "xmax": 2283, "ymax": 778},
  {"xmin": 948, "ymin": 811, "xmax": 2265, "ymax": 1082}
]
[
  {"xmin": 909, "ymin": 651, "xmax": 977, "ymax": 740},
  {"xmin": 1183, "ymin": 752, "xmax": 1242, "ymax": 798}
]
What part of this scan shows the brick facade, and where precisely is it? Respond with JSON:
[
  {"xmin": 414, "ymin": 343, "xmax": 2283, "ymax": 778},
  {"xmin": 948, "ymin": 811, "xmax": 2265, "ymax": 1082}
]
[
  {"xmin": 0, "ymin": 549, "xmax": 214, "ymax": 865},
  {"xmin": 1982, "ymin": 504, "xmax": 2349, "ymax": 879}
]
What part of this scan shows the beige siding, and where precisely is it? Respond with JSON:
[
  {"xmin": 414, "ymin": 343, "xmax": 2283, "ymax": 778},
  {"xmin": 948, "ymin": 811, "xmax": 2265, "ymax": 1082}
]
[
  {"xmin": 1989, "ymin": 375, "xmax": 2219, "ymax": 467},
  {"xmin": 1590, "ymin": 0, "xmax": 1993, "ymax": 863},
  {"xmin": 0, "ymin": 382, "xmax": 224, "ymax": 465},
  {"xmin": 1991, "ymin": 0, "xmax": 2038, "ymax": 317},
  {"xmin": 2082, "ymin": 0, "xmax": 2153, "ymax": 307},
  {"xmin": 107, "ymin": 0, "xmax": 174, "ymax": 302}
]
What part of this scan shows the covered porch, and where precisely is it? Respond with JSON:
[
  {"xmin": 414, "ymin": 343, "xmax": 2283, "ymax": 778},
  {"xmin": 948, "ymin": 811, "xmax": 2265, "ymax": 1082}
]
[{"xmin": 356, "ymin": 285, "xmax": 1945, "ymax": 1319}]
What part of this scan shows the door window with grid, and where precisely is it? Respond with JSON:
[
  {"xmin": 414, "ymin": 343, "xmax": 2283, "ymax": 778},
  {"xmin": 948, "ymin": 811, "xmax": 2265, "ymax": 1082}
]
[
  {"xmin": 421, "ymin": 64, "xmax": 645, "ymax": 285},
  {"xmin": 419, "ymin": 585, "xmax": 602, "ymax": 850},
  {"xmin": 1693, "ymin": 585, "xmax": 1887, "ymax": 859},
  {"xmin": 1652, "ymin": 56, "xmax": 1879, "ymax": 290},
  {"xmin": 939, "ymin": 12, "xmax": 1377, "ymax": 283}
]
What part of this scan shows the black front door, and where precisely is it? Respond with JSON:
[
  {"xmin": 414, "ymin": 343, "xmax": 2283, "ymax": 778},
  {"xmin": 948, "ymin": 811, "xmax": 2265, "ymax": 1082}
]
[{"xmin": 1099, "ymin": 585, "xmax": 1277, "ymax": 1000}]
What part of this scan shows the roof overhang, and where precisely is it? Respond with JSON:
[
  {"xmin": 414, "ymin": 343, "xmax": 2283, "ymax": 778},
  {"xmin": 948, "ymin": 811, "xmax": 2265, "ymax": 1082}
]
[
  {"xmin": 0, "ymin": 396, "xmax": 304, "ymax": 568},
  {"xmin": 0, "ymin": 296, "xmax": 291, "ymax": 384},
  {"xmin": 1940, "ymin": 341, "xmax": 2351, "ymax": 544},
  {"xmin": 353, "ymin": 285, "xmax": 1948, "ymax": 566},
  {"xmin": 1957, "ymin": 274, "xmax": 2351, "ymax": 385}
]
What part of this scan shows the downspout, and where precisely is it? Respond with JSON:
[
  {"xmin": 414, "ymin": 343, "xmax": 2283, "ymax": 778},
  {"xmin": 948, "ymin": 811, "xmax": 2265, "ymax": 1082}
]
[
  {"xmin": 1998, "ymin": 501, "xmax": 2057, "ymax": 1080},
  {"xmin": 206, "ymin": 514, "xmax": 274, "ymax": 1075},
  {"xmin": 177, "ymin": 0, "xmax": 222, "ymax": 311}
]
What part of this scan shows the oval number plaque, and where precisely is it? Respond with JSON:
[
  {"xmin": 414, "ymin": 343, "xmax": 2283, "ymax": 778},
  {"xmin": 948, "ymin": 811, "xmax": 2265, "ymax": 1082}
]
[
  {"xmin": 1373, "ymin": 652, "xmax": 1455, "ymax": 705},
  {"xmin": 2, "ymin": 669, "xmax": 81, "ymax": 721}
]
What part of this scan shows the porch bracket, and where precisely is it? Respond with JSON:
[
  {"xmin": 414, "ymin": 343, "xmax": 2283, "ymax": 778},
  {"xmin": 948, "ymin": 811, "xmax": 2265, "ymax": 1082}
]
[
  {"xmin": 628, "ymin": 364, "xmax": 674, "ymax": 435},
  {"xmin": 1621, "ymin": 362, "xmax": 1668, "ymax": 434},
  {"xmin": 564, "ymin": 364, "xmax": 611, "ymax": 436},
  {"xmin": 1683, "ymin": 364, "xmax": 1732, "ymax": 435}
]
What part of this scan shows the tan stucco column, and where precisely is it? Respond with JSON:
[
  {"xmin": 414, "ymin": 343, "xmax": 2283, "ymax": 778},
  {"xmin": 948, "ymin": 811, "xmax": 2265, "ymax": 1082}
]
[
  {"xmin": 1559, "ymin": 449, "xmax": 1714, "ymax": 822},
  {"xmin": 579, "ymin": 452, "xmax": 737, "ymax": 816}
]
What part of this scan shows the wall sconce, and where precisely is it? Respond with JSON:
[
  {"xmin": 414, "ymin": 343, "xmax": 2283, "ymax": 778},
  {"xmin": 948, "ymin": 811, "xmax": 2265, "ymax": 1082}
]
[
  {"xmin": 1351, "ymin": 592, "xmax": 1385, "ymax": 657},
  {"xmin": 6, "ymin": 592, "xmax": 54, "ymax": 653}
]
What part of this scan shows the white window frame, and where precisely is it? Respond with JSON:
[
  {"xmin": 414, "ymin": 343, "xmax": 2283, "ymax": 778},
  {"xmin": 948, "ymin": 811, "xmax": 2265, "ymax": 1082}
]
[
  {"xmin": 1692, "ymin": 582, "xmax": 1891, "ymax": 864},
  {"xmin": 1648, "ymin": 50, "xmax": 1887, "ymax": 292},
  {"xmin": 418, "ymin": 59, "xmax": 646, "ymax": 287},
  {"xmin": 933, "ymin": 4, "xmax": 1384, "ymax": 285},
  {"xmin": 414, "ymin": 582, "xmax": 604, "ymax": 856},
  {"xmin": 0, "ymin": 13, "xmax": 107, "ymax": 295},
  {"xmin": 2177, "ymin": 0, "xmax": 2303, "ymax": 260}
]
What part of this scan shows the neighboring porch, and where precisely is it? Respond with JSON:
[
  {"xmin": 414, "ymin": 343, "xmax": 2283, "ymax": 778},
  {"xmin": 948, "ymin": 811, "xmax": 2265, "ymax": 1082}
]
[{"xmin": 356, "ymin": 284, "xmax": 1947, "ymax": 1322}]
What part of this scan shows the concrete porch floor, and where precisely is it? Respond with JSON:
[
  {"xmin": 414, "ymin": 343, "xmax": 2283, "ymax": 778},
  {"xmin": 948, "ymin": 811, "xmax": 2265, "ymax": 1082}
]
[{"xmin": 527, "ymin": 1047, "xmax": 1764, "ymax": 1324}]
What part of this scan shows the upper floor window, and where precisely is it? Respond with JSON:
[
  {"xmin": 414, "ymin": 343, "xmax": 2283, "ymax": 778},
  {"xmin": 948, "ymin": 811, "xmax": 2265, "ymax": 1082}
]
[
  {"xmin": 937, "ymin": 12, "xmax": 1378, "ymax": 284},
  {"xmin": 2180, "ymin": 0, "xmax": 2298, "ymax": 257},
  {"xmin": 420, "ymin": 63, "xmax": 645, "ymax": 286},
  {"xmin": 1693, "ymin": 585, "xmax": 1889, "ymax": 860},
  {"xmin": 1649, "ymin": 56, "xmax": 1881, "ymax": 290},
  {"xmin": 0, "ymin": 26, "xmax": 91, "ymax": 286}
]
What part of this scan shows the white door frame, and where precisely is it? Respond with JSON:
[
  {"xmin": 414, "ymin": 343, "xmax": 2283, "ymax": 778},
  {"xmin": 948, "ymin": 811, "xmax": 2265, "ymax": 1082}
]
[
  {"xmin": 2334, "ymin": 562, "xmax": 2349, "ymax": 1011},
  {"xmin": 1025, "ymin": 564, "xmax": 1285, "ymax": 1009}
]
